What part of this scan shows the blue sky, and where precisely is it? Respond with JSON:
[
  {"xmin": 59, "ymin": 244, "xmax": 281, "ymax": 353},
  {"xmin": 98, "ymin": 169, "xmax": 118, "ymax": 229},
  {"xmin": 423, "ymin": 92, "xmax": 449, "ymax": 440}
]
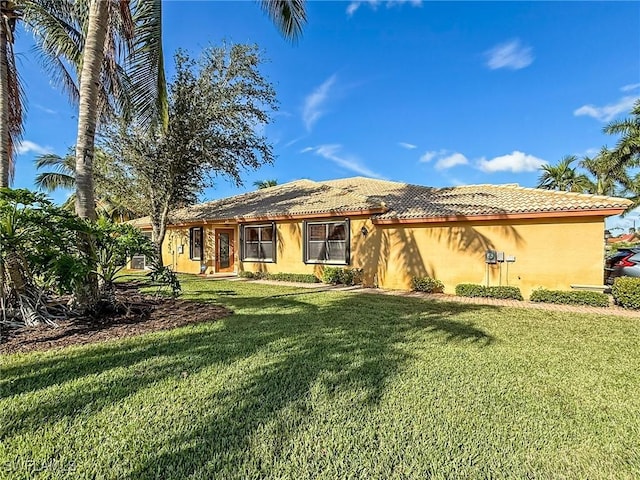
[{"xmin": 11, "ymin": 1, "xmax": 640, "ymax": 229}]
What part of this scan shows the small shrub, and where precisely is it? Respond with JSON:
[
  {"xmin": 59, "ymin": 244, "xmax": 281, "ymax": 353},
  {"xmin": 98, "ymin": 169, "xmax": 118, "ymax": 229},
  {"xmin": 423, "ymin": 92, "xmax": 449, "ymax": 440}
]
[
  {"xmin": 455, "ymin": 283, "xmax": 523, "ymax": 300},
  {"xmin": 411, "ymin": 276, "xmax": 444, "ymax": 293},
  {"xmin": 486, "ymin": 286, "xmax": 523, "ymax": 300},
  {"xmin": 266, "ymin": 273, "xmax": 320, "ymax": 283},
  {"xmin": 322, "ymin": 267, "xmax": 363, "ymax": 285},
  {"xmin": 240, "ymin": 271, "xmax": 320, "ymax": 283},
  {"xmin": 530, "ymin": 288, "xmax": 609, "ymax": 307},
  {"xmin": 146, "ymin": 260, "xmax": 181, "ymax": 298},
  {"xmin": 612, "ymin": 277, "xmax": 640, "ymax": 309},
  {"xmin": 455, "ymin": 283, "xmax": 487, "ymax": 297}
]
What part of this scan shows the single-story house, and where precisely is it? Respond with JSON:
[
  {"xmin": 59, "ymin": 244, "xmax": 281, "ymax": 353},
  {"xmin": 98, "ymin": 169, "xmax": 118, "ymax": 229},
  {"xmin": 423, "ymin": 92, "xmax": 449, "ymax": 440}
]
[{"xmin": 130, "ymin": 176, "xmax": 631, "ymax": 297}]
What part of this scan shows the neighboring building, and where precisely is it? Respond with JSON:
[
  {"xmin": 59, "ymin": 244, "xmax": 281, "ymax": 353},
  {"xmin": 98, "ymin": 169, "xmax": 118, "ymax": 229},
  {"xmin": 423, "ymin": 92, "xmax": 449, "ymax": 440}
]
[{"xmin": 130, "ymin": 177, "xmax": 630, "ymax": 297}]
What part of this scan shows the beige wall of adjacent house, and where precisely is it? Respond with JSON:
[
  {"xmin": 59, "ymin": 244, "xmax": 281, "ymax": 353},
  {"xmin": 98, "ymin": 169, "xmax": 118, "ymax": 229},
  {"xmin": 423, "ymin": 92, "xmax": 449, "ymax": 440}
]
[{"xmin": 157, "ymin": 215, "xmax": 605, "ymax": 298}]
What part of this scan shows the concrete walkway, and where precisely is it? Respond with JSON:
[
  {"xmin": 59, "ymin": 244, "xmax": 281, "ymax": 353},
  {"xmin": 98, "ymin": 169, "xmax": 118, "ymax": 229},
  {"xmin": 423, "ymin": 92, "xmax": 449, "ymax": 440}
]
[{"xmin": 228, "ymin": 277, "xmax": 640, "ymax": 318}]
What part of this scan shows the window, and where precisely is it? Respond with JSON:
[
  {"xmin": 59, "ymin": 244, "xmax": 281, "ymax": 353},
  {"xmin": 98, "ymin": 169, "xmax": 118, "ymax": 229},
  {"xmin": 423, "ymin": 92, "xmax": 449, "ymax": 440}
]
[
  {"xmin": 241, "ymin": 224, "xmax": 276, "ymax": 262},
  {"xmin": 189, "ymin": 227, "xmax": 203, "ymax": 261},
  {"xmin": 304, "ymin": 220, "xmax": 349, "ymax": 264}
]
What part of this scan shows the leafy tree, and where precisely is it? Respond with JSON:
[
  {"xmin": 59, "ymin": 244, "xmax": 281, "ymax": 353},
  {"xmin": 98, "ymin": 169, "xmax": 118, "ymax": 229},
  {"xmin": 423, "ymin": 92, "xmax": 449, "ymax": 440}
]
[
  {"xmin": 254, "ymin": 179, "xmax": 278, "ymax": 189},
  {"xmin": 103, "ymin": 45, "xmax": 278, "ymax": 263},
  {"xmin": 75, "ymin": 0, "xmax": 305, "ymax": 222}
]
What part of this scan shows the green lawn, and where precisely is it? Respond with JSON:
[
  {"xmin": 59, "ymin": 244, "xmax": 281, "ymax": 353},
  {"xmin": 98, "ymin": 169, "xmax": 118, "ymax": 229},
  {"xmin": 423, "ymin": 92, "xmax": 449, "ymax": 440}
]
[{"xmin": 1, "ymin": 277, "xmax": 639, "ymax": 479}]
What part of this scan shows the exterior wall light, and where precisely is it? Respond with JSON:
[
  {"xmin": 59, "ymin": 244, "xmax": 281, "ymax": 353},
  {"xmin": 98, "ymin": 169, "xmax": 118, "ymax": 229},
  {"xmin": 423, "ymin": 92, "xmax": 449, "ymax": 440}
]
[{"xmin": 361, "ymin": 226, "xmax": 368, "ymax": 237}]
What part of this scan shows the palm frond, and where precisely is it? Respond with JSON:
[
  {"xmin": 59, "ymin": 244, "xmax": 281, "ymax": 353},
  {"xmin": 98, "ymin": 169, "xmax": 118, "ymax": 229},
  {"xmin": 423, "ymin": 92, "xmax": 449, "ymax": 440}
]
[
  {"xmin": 127, "ymin": 0, "xmax": 168, "ymax": 130},
  {"xmin": 259, "ymin": 0, "xmax": 307, "ymax": 41},
  {"xmin": 34, "ymin": 171, "xmax": 75, "ymax": 192}
]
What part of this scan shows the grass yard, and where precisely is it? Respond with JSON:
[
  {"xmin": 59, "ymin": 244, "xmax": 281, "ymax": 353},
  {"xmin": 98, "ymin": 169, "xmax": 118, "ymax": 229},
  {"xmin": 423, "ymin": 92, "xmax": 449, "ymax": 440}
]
[{"xmin": 1, "ymin": 276, "xmax": 639, "ymax": 479}]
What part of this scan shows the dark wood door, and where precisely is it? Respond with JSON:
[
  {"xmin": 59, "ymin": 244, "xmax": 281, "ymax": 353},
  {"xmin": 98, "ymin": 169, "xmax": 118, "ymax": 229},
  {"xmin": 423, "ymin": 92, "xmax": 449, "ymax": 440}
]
[{"xmin": 216, "ymin": 229, "xmax": 235, "ymax": 273}]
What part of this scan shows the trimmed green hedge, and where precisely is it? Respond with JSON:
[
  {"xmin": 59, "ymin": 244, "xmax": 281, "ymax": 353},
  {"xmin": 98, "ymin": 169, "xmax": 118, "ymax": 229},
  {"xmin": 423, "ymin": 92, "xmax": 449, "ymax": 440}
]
[
  {"xmin": 239, "ymin": 271, "xmax": 320, "ymax": 283},
  {"xmin": 612, "ymin": 277, "xmax": 640, "ymax": 309},
  {"xmin": 321, "ymin": 267, "xmax": 363, "ymax": 286},
  {"xmin": 530, "ymin": 288, "xmax": 610, "ymax": 307},
  {"xmin": 411, "ymin": 276, "xmax": 444, "ymax": 293},
  {"xmin": 455, "ymin": 283, "xmax": 523, "ymax": 300}
]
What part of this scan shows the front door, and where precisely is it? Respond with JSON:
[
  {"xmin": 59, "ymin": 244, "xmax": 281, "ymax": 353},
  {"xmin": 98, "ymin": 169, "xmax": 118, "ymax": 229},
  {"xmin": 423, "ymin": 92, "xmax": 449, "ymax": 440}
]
[{"xmin": 216, "ymin": 229, "xmax": 235, "ymax": 273}]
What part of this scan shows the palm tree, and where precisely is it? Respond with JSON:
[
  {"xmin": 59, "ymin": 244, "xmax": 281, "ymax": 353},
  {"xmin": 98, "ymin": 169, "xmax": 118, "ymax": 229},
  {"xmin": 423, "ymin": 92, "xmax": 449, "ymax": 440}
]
[
  {"xmin": 254, "ymin": 179, "xmax": 278, "ymax": 189},
  {"xmin": 75, "ymin": 0, "xmax": 306, "ymax": 221},
  {"xmin": 0, "ymin": 1, "xmax": 23, "ymax": 187},
  {"xmin": 579, "ymin": 148, "xmax": 627, "ymax": 196},
  {"xmin": 537, "ymin": 155, "xmax": 583, "ymax": 192},
  {"xmin": 34, "ymin": 150, "xmax": 143, "ymax": 221}
]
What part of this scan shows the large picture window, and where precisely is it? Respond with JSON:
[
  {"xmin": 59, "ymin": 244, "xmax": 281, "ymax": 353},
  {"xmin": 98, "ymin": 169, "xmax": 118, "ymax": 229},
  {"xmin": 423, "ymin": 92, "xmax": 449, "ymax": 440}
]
[
  {"xmin": 241, "ymin": 224, "xmax": 275, "ymax": 262},
  {"xmin": 189, "ymin": 227, "xmax": 203, "ymax": 261},
  {"xmin": 304, "ymin": 220, "xmax": 349, "ymax": 264}
]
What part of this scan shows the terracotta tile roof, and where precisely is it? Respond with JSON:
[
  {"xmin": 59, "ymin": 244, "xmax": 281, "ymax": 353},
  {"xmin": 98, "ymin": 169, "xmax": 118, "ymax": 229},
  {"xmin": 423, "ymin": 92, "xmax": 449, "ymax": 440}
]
[
  {"xmin": 322, "ymin": 177, "xmax": 632, "ymax": 220},
  {"xmin": 129, "ymin": 176, "xmax": 631, "ymax": 228},
  {"xmin": 129, "ymin": 179, "xmax": 385, "ymax": 227}
]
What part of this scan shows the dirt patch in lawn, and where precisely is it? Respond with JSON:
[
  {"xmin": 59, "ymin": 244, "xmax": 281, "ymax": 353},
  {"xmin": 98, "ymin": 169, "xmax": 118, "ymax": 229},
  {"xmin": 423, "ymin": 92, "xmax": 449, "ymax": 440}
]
[{"xmin": 0, "ymin": 282, "xmax": 231, "ymax": 355}]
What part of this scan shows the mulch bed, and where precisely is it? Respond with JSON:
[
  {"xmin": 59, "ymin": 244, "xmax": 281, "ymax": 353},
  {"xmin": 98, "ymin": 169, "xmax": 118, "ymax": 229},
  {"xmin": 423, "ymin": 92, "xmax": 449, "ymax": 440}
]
[{"xmin": 0, "ymin": 282, "xmax": 231, "ymax": 355}]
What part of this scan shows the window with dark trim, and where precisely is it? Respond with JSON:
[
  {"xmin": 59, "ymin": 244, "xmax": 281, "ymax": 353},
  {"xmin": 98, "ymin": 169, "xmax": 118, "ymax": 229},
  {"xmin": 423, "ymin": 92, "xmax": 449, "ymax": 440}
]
[
  {"xmin": 189, "ymin": 227, "xmax": 203, "ymax": 261},
  {"xmin": 241, "ymin": 223, "xmax": 276, "ymax": 262},
  {"xmin": 304, "ymin": 220, "xmax": 350, "ymax": 264}
]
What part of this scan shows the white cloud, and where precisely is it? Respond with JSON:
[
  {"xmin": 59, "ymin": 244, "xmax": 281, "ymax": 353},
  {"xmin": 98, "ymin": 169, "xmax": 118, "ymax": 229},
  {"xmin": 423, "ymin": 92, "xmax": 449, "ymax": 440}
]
[
  {"xmin": 621, "ymin": 83, "xmax": 640, "ymax": 92},
  {"xmin": 346, "ymin": 0, "xmax": 422, "ymax": 17},
  {"xmin": 435, "ymin": 153, "xmax": 468, "ymax": 170},
  {"xmin": 418, "ymin": 149, "xmax": 468, "ymax": 170},
  {"xmin": 303, "ymin": 144, "xmax": 385, "ymax": 179},
  {"xmin": 398, "ymin": 142, "xmax": 417, "ymax": 150},
  {"xmin": 485, "ymin": 39, "xmax": 534, "ymax": 70},
  {"xmin": 302, "ymin": 74, "xmax": 337, "ymax": 131},
  {"xmin": 477, "ymin": 150, "xmax": 546, "ymax": 173},
  {"xmin": 16, "ymin": 140, "xmax": 52, "ymax": 156},
  {"xmin": 419, "ymin": 149, "xmax": 444, "ymax": 163},
  {"xmin": 574, "ymin": 95, "xmax": 638, "ymax": 122}
]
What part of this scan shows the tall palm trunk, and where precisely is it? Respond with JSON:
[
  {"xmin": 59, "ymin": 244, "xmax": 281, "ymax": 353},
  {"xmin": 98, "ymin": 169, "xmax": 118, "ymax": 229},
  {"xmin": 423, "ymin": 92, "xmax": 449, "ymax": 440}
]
[
  {"xmin": 75, "ymin": 0, "xmax": 110, "ymax": 221},
  {"xmin": 0, "ymin": 28, "xmax": 10, "ymax": 188},
  {"xmin": 74, "ymin": 0, "xmax": 109, "ymax": 309}
]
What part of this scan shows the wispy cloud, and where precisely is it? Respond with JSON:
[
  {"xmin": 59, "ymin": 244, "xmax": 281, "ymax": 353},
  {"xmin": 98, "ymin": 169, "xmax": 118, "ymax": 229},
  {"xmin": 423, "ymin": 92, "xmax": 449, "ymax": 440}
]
[
  {"xmin": 419, "ymin": 149, "xmax": 468, "ymax": 170},
  {"xmin": 346, "ymin": 0, "xmax": 422, "ymax": 17},
  {"xmin": 398, "ymin": 142, "xmax": 417, "ymax": 150},
  {"xmin": 16, "ymin": 140, "xmax": 52, "ymax": 156},
  {"xmin": 477, "ymin": 150, "xmax": 546, "ymax": 173},
  {"xmin": 574, "ymin": 95, "xmax": 638, "ymax": 122},
  {"xmin": 302, "ymin": 144, "xmax": 385, "ymax": 179},
  {"xmin": 34, "ymin": 104, "xmax": 57, "ymax": 115},
  {"xmin": 485, "ymin": 39, "xmax": 534, "ymax": 70},
  {"xmin": 621, "ymin": 83, "xmax": 640, "ymax": 92},
  {"xmin": 302, "ymin": 74, "xmax": 337, "ymax": 131}
]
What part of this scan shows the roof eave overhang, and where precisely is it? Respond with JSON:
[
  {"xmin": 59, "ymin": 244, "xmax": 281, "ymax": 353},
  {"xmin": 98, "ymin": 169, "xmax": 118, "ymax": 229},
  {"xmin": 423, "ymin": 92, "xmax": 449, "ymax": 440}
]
[
  {"xmin": 371, "ymin": 207, "xmax": 630, "ymax": 225},
  {"xmin": 136, "ymin": 207, "xmax": 388, "ymax": 229}
]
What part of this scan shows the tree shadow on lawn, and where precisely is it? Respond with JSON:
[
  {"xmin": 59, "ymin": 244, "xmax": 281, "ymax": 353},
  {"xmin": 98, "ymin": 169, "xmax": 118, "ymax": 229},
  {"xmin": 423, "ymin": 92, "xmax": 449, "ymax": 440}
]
[{"xmin": 2, "ymin": 291, "xmax": 497, "ymax": 477}]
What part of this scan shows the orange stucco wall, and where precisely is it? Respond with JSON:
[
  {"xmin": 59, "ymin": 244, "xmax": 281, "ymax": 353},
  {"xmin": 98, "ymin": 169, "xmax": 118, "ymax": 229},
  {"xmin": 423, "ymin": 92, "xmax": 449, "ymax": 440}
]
[
  {"xmin": 159, "ymin": 215, "xmax": 606, "ymax": 298},
  {"xmin": 360, "ymin": 216, "xmax": 605, "ymax": 297}
]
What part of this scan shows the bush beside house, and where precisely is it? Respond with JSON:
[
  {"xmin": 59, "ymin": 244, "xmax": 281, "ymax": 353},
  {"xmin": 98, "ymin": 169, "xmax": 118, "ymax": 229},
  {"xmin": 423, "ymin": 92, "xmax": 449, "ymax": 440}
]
[
  {"xmin": 411, "ymin": 276, "xmax": 444, "ymax": 293},
  {"xmin": 455, "ymin": 284, "xmax": 523, "ymax": 300},
  {"xmin": 530, "ymin": 288, "xmax": 610, "ymax": 307},
  {"xmin": 612, "ymin": 277, "xmax": 640, "ymax": 309}
]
